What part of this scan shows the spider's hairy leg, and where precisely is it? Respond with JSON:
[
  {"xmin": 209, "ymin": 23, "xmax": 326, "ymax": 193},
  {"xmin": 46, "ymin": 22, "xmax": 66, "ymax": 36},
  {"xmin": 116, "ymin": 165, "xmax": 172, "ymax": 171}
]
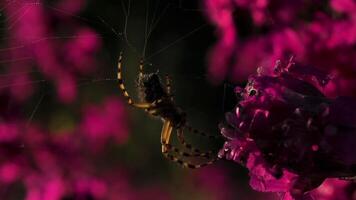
[
  {"xmin": 165, "ymin": 74, "xmax": 174, "ymax": 100},
  {"xmin": 161, "ymin": 127, "xmax": 218, "ymax": 169},
  {"xmin": 145, "ymin": 99, "xmax": 165, "ymax": 116},
  {"xmin": 164, "ymin": 143, "xmax": 210, "ymax": 158},
  {"xmin": 163, "ymin": 151, "xmax": 219, "ymax": 169},
  {"xmin": 146, "ymin": 108, "xmax": 158, "ymax": 115},
  {"xmin": 161, "ymin": 120, "xmax": 173, "ymax": 153},
  {"xmin": 117, "ymin": 51, "xmax": 151, "ymax": 109},
  {"xmin": 186, "ymin": 125, "xmax": 222, "ymax": 140},
  {"xmin": 177, "ymin": 128, "xmax": 214, "ymax": 158},
  {"xmin": 161, "ymin": 121, "xmax": 211, "ymax": 158},
  {"xmin": 139, "ymin": 59, "xmax": 144, "ymax": 77}
]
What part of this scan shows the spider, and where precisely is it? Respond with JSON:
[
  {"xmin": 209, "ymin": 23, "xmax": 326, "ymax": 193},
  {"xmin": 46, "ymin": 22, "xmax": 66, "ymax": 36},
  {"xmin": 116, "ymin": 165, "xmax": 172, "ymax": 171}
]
[{"xmin": 117, "ymin": 52, "xmax": 220, "ymax": 169}]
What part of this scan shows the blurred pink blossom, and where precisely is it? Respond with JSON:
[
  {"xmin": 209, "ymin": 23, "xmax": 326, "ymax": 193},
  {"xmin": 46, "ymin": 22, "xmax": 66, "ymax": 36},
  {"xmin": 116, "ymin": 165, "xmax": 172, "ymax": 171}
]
[
  {"xmin": 192, "ymin": 166, "xmax": 233, "ymax": 200},
  {"xmin": 204, "ymin": 0, "xmax": 356, "ymax": 97},
  {"xmin": 0, "ymin": 113, "xmax": 169, "ymax": 199},
  {"xmin": 80, "ymin": 97, "xmax": 129, "ymax": 151},
  {"xmin": 310, "ymin": 179, "xmax": 356, "ymax": 200},
  {"xmin": 2, "ymin": 0, "xmax": 101, "ymax": 102}
]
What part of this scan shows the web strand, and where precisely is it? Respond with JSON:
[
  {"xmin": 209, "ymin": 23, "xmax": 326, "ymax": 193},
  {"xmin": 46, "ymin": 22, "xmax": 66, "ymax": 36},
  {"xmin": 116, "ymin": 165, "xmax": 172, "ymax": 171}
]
[{"xmin": 0, "ymin": 0, "xmax": 213, "ymax": 127}]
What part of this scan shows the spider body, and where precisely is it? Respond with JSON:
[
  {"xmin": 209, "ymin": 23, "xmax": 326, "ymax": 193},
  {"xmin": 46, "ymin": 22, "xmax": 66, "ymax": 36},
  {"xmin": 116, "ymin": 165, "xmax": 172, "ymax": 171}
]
[
  {"xmin": 138, "ymin": 73, "xmax": 187, "ymax": 128},
  {"xmin": 117, "ymin": 52, "xmax": 219, "ymax": 168},
  {"xmin": 138, "ymin": 73, "xmax": 166, "ymax": 103}
]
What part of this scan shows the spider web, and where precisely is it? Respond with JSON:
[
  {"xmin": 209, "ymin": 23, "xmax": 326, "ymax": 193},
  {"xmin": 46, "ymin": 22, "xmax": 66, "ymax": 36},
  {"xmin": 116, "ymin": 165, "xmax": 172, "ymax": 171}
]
[
  {"xmin": 0, "ymin": 2, "xmax": 251, "ymax": 200},
  {"xmin": 0, "ymin": 2, "xmax": 263, "ymax": 200},
  {"xmin": 0, "ymin": 0, "xmax": 218, "ymax": 128}
]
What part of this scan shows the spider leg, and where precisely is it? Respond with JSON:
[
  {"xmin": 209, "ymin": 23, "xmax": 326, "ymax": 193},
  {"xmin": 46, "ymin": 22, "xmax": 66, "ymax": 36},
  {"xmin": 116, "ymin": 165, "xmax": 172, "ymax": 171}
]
[
  {"xmin": 117, "ymin": 52, "xmax": 151, "ymax": 109},
  {"xmin": 176, "ymin": 128, "xmax": 214, "ymax": 158},
  {"xmin": 162, "ymin": 150, "xmax": 219, "ymax": 169},
  {"xmin": 185, "ymin": 124, "xmax": 222, "ymax": 140},
  {"xmin": 161, "ymin": 124, "xmax": 219, "ymax": 169},
  {"xmin": 161, "ymin": 121, "xmax": 211, "ymax": 158},
  {"xmin": 146, "ymin": 108, "xmax": 158, "ymax": 116},
  {"xmin": 161, "ymin": 120, "xmax": 173, "ymax": 153},
  {"xmin": 144, "ymin": 99, "xmax": 166, "ymax": 116},
  {"xmin": 165, "ymin": 74, "xmax": 174, "ymax": 100},
  {"xmin": 164, "ymin": 143, "xmax": 210, "ymax": 158}
]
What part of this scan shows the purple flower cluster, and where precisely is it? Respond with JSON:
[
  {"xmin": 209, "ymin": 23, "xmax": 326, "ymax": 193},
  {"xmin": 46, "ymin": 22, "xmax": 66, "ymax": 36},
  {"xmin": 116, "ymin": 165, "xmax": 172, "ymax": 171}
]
[
  {"xmin": 218, "ymin": 59, "xmax": 356, "ymax": 199},
  {"xmin": 204, "ymin": 0, "xmax": 356, "ymax": 97}
]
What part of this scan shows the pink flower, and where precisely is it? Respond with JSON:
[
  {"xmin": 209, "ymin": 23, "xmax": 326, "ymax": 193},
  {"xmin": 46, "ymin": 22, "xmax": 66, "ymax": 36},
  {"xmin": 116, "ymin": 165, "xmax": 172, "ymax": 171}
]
[
  {"xmin": 219, "ymin": 60, "xmax": 356, "ymax": 199},
  {"xmin": 80, "ymin": 97, "xmax": 129, "ymax": 151},
  {"xmin": 204, "ymin": 0, "xmax": 237, "ymax": 82}
]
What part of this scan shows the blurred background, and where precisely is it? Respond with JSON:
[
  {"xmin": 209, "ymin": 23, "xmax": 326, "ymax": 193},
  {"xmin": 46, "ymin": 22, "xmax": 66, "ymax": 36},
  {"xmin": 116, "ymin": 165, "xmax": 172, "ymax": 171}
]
[
  {"xmin": 0, "ymin": 0, "xmax": 274, "ymax": 199},
  {"xmin": 3, "ymin": 0, "xmax": 356, "ymax": 199}
]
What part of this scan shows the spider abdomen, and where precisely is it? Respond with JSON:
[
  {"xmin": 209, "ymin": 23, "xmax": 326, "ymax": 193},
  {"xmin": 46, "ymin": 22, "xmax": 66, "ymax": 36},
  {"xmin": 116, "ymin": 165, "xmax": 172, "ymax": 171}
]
[
  {"xmin": 149, "ymin": 101, "xmax": 186, "ymax": 128},
  {"xmin": 160, "ymin": 106, "xmax": 186, "ymax": 128},
  {"xmin": 138, "ymin": 73, "xmax": 168, "ymax": 103}
]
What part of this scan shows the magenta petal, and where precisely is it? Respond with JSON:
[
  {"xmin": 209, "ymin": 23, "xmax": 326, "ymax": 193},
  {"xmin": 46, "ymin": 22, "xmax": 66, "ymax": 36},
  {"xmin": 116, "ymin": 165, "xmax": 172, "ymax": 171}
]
[{"xmin": 218, "ymin": 59, "xmax": 356, "ymax": 198}]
